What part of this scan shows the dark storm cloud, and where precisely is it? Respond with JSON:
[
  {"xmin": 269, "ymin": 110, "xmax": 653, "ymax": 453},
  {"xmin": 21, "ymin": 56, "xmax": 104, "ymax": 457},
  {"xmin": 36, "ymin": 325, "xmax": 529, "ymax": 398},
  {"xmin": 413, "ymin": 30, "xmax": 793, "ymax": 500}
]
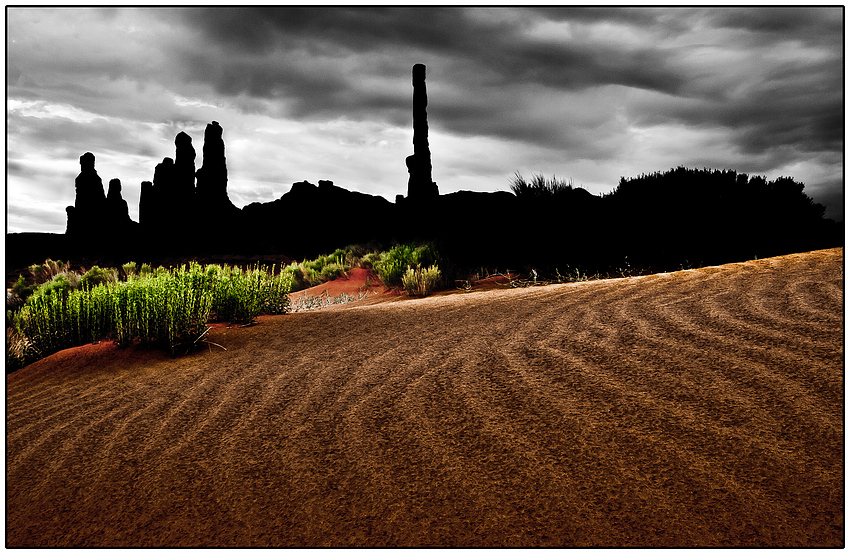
[
  {"xmin": 177, "ymin": 7, "xmax": 688, "ymax": 94},
  {"xmin": 168, "ymin": 6, "xmax": 697, "ymax": 153},
  {"xmin": 6, "ymin": 6, "xmax": 843, "ymax": 232},
  {"xmin": 169, "ymin": 6, "xmax": 844, "ymax": 163},
  {"xmin": 175, "ymin": 7, "xmax": 497, "ymax": 57},
  {"xmin": 708, "ymin": 6, "xmax": 842, "ymax": 42},
  {"xmin": 176, "ymin": 6, "xmax": 682, "ymax": 89},
  {"xmin": 629, "ymin": 44, "xmax": 841, "ymax": 158}
]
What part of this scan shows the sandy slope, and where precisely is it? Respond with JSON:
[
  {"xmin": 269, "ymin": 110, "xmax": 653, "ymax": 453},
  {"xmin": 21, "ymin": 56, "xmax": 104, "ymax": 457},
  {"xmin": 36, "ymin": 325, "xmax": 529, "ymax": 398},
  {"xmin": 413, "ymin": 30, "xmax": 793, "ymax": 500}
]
[{"xmin": 6, "ymin": 248, "xmax": 844, "ymax": 547}]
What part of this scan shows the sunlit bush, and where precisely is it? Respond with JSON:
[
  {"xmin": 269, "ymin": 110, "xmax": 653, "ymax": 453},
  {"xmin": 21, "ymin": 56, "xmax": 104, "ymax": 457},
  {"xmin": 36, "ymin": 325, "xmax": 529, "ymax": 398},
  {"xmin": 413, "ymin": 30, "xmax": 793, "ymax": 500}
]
[
  {"xmin": 6, "ymin": 262, "xmax": 292, "ymax": 371},
  {"xmin": 402, "ymin": 265, "xmax": 442, "ymax": 297}
]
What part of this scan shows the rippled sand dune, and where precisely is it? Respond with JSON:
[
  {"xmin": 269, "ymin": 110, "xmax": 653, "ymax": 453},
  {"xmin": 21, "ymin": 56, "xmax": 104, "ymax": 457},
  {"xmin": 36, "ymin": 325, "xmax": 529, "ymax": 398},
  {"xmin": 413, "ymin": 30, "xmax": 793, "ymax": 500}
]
[{"xmin": 6, "ymin": 248, "xmax": 844, "ymax": 547}]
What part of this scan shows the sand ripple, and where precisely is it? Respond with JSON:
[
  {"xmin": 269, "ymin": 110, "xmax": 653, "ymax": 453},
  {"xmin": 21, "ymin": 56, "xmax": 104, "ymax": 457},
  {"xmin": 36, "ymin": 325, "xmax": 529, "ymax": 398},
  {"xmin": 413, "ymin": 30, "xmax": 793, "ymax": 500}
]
[{"xmin": 6, "ymin": 248, "xmax": 843, "ymax": 547}]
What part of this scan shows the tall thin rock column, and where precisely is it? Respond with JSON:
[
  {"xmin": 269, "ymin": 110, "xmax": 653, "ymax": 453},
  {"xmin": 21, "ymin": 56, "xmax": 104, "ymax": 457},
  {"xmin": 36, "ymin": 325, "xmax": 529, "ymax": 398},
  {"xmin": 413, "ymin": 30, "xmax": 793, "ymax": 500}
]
[{"xmin": 406, "ymin": 63, "xmax": 439, "ymax": 201}]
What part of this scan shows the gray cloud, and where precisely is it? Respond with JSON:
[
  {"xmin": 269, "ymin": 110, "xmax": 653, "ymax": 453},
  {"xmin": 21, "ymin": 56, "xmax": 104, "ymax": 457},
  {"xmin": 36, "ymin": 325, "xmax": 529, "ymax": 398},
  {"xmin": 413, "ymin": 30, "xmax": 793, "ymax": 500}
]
[
  {"xmin": 5, "ymin": 6, "xmax": 844, "ymax": 233},
  {"xmin": 168, "ymin": 7, "xmax": 842, "ymax": 159},
  {"xmin": 707, "ymin": 6, "xmax": 842, "ymax": 43},
  {"xmin": 174, "ymin": 7, "xmax": 690, "ymax": 103}
]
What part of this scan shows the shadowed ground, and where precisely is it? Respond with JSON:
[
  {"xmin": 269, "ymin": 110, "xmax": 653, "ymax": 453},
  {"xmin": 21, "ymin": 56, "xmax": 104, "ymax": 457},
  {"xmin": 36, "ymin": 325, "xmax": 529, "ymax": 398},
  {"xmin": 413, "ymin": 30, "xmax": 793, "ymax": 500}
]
[{"xmin": 6, "ymin": 248, "xmax": 844, "ymax": 547}]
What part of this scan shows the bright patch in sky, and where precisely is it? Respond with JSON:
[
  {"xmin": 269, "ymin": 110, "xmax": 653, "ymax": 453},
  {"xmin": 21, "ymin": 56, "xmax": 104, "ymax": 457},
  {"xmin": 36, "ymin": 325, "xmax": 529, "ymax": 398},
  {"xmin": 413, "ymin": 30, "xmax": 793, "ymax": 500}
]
[{"xmin": 8, "ymin": 100, "xmax": 105, "ymax": 124}]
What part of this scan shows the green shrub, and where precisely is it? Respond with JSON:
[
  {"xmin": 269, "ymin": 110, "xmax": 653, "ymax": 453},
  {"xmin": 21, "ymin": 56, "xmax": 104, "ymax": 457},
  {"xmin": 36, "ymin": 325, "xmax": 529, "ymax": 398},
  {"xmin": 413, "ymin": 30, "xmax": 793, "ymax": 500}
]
[
  {"xmin": 7, "ymin": 275, "xmax": 35, "ymax": 312},
  {"xmin": 258, "ymin": 268, "xmax": 293, "ymax": 315},
  {"xmin": 81, "ymin": 266, "xmax": 118, "ymax": 289},
  {"xmin": 375, "ymin": 244, "xmax": 416, "ymax": 288},
  {"xmin": 208, "ymin": 265, "xmax": 265, "ymax": 325},
  {"xmin": 282, "ymin": 262, "xmax": 321, "ymax": 292},
  {"xmin": 32, "ymin": 274, "xmax": 74, "ymax": 299},
  {"xmin": 402, "ymin": 265, "xmax": 442, "ymax": 297},
  {"xmin": 320, "ymin": 262, "xmax": 346, "ymax": 281},
  {"xmin": 122, "ymin": 262, "xmax": 138, "ymax": 280},
  {"xmin": 303, "ymin": 257, "xmax": 322, "ymax": 273},
  {"xmin": 6, "ymin": 262, "xmax": 292, "ymax": 369},
  {"xmin": 28, "ymin": 259, "xmax": 69, "ymax": 285},
  {"xmin": 359, "ymin": 252, "xmax": 380, "ymax": 270},
  {"xmin": 12, "ymin": 275, "xmax": 35, "ymax": 299},
  {"xmin": 375, "ymin": 243, "xmax": 440, "ymax": 288},
  {"xmin": 344, "ymin": 244, "xmax": 366, "ymax": 267}
]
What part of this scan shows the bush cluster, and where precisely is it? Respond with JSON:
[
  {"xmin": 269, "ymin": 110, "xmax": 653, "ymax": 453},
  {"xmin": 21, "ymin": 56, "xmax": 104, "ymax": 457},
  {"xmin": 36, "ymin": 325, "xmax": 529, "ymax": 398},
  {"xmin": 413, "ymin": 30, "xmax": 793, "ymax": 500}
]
[
  {"xmin": 281, "ymin": 244, "xmax": 394, "ymax": 292},
  {"xmin": 7, "ymin": 261, "xmax": 292, "ymax": 371},
  {"xmin": 282, "ymin": 247, "xmax": 353, "ymax": 292},
  {"xmin": 277, "ymin": 242, "xmax": 447, "ymax": 300},
  {"xmin": 373, "ymin": 243, "xmax": 440, "ymax": 289},
  {"xmin": 7, "ymin": 243, "xmax": 456, "ymax": 370}
]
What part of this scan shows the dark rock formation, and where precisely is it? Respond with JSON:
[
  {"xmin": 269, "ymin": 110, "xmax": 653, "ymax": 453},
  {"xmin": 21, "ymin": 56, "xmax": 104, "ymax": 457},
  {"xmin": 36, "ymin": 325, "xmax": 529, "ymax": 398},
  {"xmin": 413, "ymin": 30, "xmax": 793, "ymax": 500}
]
[
  {"xmin": 76, "ymin": 152, "xmax": 106, "ymax": 205},
  {"xmin": 138, "ymin": 131, "xmax": 197, "ymax": 233},
  {"xmin": 138, "ymin": 181, "xmax": 154, "ymax": 227},
  {"xmin": 105, "ymin": 179, "xmax": 132, "ymax": 228},
  {"xmin": 65, "ymin": 153, "xmax": 139, "ymax": 249},
  {"xmin": 406, "ymin": 64, "xmax": 439, "ymax": 201},
  {"xmin": 173, "ymin": 131, "xmax": 197, "ymax": 224},
  {"xmin": 242, "ymin": 179, "xmax": 396, "ymax": 259},
  {"xmin": 154, "ymin": 157, "xmax": 176, "ymax": 192},
  {"xmin": 65, "ymin": 152, "xmax": 106, "ymax": 237},
  {"xmin": 196, "ymin": 121, "xmax": 240, "ymax": 222},
  {"xmin": 174, "ymin": 131, "xmax": 196, "ymax": 199},
  {"xmin": 146, "ymin": 156, "xmax": 176, "ymax": 228}
]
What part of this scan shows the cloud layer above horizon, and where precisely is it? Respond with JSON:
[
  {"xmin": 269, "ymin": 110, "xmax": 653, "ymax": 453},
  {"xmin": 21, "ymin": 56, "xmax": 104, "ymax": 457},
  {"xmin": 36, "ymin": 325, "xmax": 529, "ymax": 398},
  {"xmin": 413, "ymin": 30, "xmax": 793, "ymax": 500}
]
[{"xmin": 7, "ymin": 6, "xmax": 844, "ymax": 233}]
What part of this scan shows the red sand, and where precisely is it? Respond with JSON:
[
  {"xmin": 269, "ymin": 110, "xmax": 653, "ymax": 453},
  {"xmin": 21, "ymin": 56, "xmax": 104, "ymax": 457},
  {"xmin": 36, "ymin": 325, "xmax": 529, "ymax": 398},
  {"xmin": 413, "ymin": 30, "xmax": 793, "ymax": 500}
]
[{"xmin": 289, "ymin": 267, "xmax": 386, "ymax": 300}]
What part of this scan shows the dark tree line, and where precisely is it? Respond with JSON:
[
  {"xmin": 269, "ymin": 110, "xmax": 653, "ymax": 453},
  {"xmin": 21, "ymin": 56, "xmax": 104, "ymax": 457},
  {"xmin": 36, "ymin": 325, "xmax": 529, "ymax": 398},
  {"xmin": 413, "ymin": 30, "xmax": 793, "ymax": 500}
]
[
  {"xmin": 598, "ymin": 167, "xmax": 839, "ymax": 269},
  {"xmin": 399, "ymin": 166, "xmax": 841, "ymax": 276}
]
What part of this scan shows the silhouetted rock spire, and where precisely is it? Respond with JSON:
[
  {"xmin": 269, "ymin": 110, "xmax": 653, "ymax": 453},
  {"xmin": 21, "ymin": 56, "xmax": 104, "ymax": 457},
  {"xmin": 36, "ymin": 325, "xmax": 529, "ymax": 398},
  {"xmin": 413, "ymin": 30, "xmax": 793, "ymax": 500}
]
[
  {"xmin": 142, "ymin": 156, "xmax": 176, "ymax": 228},
  {"xmin": 406, "ymin": 64, "xmax": 439, "ymax": 201},
  {"xmin": 65, "ymin": 152, "xmax": 106, "ymax": 237},
  {"xmin": 174, "ymin": 131, "xmax": 196, "ymax": 207},
  {"xmin": 105, "ymin": 178, "xmax": 132, "ymax": 228},
  {"xmin": 196, "ymin": 120, "xmax": 240, "ymax": 221},
  {"xmin": 196, "ymin": 121, "xmax": 227, "ymax": 203},
  {"xmin": 138, "ymin": 131, "xmax": 197, "ymax": 232},
  {"xmin": 76, "ymin": 152, "xmax": 106, "ymax": 206},
  {"xmin": 139, "ymin": 180, "xmax": 154, "ymax": 227}
]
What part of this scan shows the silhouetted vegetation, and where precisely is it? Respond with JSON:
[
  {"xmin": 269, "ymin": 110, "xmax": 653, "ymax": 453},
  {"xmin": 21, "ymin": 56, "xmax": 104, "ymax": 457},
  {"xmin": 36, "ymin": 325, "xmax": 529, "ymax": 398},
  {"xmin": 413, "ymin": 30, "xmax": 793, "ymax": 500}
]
[
  {"xmin": 598, "ymin": 167, "xmax": 840, "ymax": 268},
  {"xmin": 509, "ymin": 172, "xmax": 574, "ymax": 199}
]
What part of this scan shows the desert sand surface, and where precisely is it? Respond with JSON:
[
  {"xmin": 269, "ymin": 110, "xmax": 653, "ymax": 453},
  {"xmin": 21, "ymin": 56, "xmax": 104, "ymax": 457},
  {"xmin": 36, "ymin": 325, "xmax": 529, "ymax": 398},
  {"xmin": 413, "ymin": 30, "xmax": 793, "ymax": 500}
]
[{"xmin": 6, "ymin": 248, "xmax": 844, "ymax": 547}]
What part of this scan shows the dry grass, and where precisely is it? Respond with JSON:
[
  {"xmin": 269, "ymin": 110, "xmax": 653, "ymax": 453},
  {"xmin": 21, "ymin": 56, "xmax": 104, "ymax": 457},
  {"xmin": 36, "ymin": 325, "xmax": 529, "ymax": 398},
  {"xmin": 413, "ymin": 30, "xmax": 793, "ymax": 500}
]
[{"xmin": 6, "ymin": 248, "xmax": 843, "ymax": 547}]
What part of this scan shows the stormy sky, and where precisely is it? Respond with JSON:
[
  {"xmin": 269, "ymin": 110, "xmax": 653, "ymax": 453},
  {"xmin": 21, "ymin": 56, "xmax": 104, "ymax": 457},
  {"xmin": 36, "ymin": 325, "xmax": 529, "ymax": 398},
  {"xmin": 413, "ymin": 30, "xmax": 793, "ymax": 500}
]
[{"xmin": 6, "ymin": 6, "xmax": 844, "ymax": 234}]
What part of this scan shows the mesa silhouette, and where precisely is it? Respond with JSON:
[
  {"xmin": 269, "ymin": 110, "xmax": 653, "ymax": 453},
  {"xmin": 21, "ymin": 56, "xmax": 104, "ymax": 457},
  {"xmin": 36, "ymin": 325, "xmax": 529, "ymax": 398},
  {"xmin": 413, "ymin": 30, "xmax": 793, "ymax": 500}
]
[{"xmin": 7, "ymin": 64, "xmax": 841, "ymax": 276}]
